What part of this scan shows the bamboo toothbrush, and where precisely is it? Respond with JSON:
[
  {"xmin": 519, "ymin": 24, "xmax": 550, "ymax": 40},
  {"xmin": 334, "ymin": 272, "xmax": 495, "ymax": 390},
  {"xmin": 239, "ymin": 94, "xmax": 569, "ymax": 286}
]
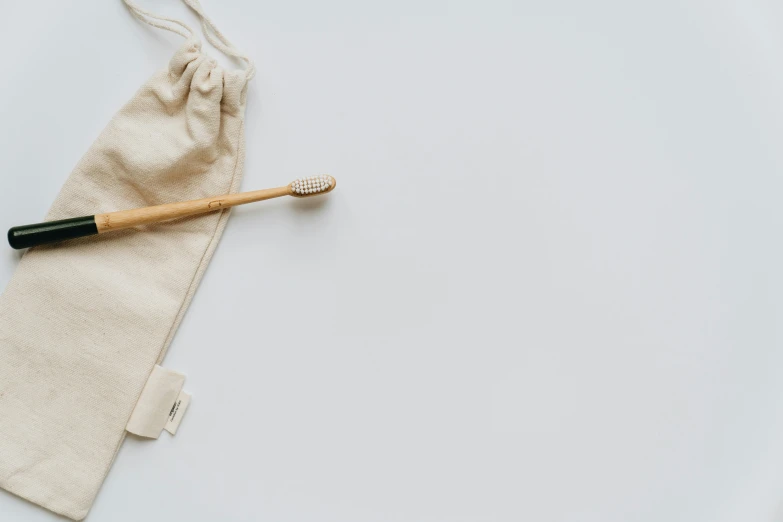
[{"xmin": 8, "ymin": 175, "xmax": 336, "ymax": 249}]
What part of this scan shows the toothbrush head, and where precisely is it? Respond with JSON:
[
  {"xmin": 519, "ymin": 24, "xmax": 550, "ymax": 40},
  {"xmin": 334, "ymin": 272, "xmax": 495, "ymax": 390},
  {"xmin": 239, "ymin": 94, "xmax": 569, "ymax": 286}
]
[{"xmin": 289, "ymin": 175, "xmax": 337, "ymax": 197}]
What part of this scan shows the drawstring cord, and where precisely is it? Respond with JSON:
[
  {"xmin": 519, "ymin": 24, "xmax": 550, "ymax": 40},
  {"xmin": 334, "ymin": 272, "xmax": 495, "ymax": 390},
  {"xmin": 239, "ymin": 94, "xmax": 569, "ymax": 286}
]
[
  {"xmin": 122, "ymin": 0, "xmax": 255, "ymax": 81},
  {"xmin": 181, "ymin": 0, "xmax": 255, "ymax": 80},
  {"xmin": 122, "ymin": 0, "xmax": 194, "ymax": 39}
]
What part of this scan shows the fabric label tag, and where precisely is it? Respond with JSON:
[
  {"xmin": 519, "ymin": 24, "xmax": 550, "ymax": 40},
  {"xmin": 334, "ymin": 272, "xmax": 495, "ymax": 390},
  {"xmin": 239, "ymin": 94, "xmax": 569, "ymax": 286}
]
[
  {"xmin": 164, "ymin": 391, "xmax": 191, "ymax": 435},
  {"xmin": 126, "ymin": 365, "xmax": 185, "ymax": 439}
]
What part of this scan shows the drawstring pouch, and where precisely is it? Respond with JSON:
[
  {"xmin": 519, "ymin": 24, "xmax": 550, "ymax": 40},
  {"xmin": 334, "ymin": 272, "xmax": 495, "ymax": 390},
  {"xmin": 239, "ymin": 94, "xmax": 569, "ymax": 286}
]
[{"xmin": 0, "ymin": 1, "xmax": 253, "ymax": 519}]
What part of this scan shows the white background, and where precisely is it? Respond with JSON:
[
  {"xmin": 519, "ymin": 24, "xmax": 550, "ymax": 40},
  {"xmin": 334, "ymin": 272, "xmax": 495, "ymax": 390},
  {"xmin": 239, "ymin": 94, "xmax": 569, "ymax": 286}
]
[{"xmin": 1, "ymin": 1, "xmax": 783, "ymax": 520}]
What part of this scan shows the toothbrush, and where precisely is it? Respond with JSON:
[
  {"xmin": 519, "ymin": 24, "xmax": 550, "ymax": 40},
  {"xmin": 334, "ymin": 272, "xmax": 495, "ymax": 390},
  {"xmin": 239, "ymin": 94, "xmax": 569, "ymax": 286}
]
[{"xmin": 8, "ymin": 175, "xmax": 336, "ymax": 249}]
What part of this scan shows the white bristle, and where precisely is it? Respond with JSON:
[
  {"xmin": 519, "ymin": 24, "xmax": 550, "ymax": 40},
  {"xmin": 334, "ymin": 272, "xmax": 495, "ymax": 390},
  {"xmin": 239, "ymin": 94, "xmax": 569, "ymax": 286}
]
[{"xmin": 291, "ymin": 175, "xmax": 335, "ymax": 196}]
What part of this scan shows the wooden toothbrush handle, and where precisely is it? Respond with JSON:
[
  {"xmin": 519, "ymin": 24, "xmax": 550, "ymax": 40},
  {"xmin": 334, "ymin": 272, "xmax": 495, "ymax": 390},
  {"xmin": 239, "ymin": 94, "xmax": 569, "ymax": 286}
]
[
  {"xmin": 8, "ymin": 175, "xmax": 335, "ymax": 249},
  {"xmin": 7, "ymin": 187, "xmax": 291, "ymax": 249},
  {"xmin": 95, "ymin": 186, "xmax": 291, "ymax": 233}
]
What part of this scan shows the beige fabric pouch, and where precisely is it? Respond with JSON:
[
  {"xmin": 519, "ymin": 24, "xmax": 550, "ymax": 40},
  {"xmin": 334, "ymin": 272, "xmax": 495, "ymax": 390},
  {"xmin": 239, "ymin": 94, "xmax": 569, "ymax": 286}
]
[{"xmin": 0, "ymin": 1, "xmax": 253, "ymax": 519}]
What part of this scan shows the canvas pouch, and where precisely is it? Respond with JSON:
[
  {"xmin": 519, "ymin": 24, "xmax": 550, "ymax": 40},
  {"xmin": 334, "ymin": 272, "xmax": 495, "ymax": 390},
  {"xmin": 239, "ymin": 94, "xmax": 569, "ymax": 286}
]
[{"xmin": 0, "ymin": 1, "xmax": 253, "ymax": 518}]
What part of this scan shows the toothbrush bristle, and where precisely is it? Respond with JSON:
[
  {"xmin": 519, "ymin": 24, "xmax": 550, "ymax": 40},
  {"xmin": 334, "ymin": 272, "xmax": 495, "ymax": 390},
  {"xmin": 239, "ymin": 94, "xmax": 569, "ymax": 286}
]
[{"xmin": 292, "ymin": 175, "xmax": 335, "ymax": 196}]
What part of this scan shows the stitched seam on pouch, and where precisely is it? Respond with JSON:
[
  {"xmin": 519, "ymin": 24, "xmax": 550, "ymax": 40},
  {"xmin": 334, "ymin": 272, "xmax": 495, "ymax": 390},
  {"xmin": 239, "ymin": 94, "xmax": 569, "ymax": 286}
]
[
  {"xmin": 157, "ymin": 116, "xmax": 246, "ymax": 362},
  {"xmin": 102, "ymin": 119, "xmax": 246, "ymax": 509}
]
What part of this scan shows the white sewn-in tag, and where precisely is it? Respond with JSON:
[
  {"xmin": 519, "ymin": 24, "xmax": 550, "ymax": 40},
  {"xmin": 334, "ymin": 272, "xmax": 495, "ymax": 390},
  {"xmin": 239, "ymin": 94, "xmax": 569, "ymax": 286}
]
[
  {"xmin": 126, "ymin": 365, "xmax": 185, "ymax": 439},
  {"xmin": 164, "ymin": 390, "xmax": 191, "ymax": 435}
]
